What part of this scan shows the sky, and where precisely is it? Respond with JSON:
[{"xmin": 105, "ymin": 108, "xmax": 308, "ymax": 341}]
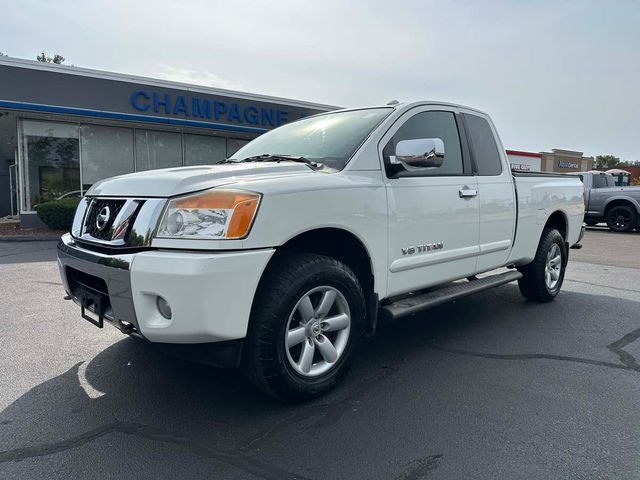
[{"xmin": 1, "ymin": 0, "xmax": 639, "ymax": 160}]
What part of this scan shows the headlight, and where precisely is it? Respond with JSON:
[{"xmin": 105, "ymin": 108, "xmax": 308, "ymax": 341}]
[{"xmin": 156, "ymin": 189, "xmax": 261, "ymax": 239}]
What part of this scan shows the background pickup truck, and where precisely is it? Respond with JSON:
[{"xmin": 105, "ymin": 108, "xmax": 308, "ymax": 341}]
[
  {"xmin": 575, "ymin": 171, "xmax": 640, "ymax": 232},
  {"xmin": 57, "ymin": 101, "xmax": 584, "ymax": 401}
]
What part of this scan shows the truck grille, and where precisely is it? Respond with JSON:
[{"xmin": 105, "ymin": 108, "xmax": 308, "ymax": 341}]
[
  {"xmin": 74, "ymin": 196, "xmax": 166, "ymax": 248},
  {"xmin": 84, "ymin": 199, "xmax": 127, "ymax": 240}
]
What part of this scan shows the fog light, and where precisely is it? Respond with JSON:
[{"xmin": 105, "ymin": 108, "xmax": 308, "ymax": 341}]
[{"xmin": 156, "ymin": 296, "xmax": 172, "ymax": 319}]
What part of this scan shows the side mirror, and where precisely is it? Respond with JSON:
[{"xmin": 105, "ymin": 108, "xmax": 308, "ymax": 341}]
[{"xmin": 394, "ymin": 138, "xmax": 445, "ymax": 170}]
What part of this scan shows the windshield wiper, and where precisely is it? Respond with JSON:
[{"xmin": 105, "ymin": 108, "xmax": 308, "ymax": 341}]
[{"xmin": 239, "ymin": 154, "xmax": 322, "ymax": 169}]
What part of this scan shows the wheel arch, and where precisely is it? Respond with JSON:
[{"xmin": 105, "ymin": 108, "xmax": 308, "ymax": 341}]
[
  {"xmin": 604, "ymin": 197, "xmax": 640, "ymax": 216},
  {"xmin": 253, "ymin": 227, "xmax": 379, "ymax": 337},
  {"xmin": 544, "ymin": 210, "xmax": 569, "ymax": 241},
  {"xmin": 269, "ymin": 227, "xmax": 376, "ymax": 296}
]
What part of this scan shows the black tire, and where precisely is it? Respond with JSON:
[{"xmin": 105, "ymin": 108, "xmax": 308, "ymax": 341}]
[
  {"xmin": 517, "ymin": 229, "xmax": 567, "ymax": 302},
  {"xmin": 242, "ymin": 253, "xmax": 366, "ymax": 402},
  {"xmin": 605, "ymin": 205, "xmax": 636, "ymax": 232}
]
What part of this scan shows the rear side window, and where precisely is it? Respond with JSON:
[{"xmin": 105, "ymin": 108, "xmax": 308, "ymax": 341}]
[
  {"xmin": 463, "ymin": 114, "xmax": 503, "ymax": 176},
  {"xmin": 593, "ymin": 175, "xmax": 614, "ymax": 188},
  {"xmin": 593, "ymin": 175, "xmax": 605, "ymax": 188}
]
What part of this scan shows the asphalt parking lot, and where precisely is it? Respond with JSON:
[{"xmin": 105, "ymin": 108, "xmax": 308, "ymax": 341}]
[{"xmin": 1, "ymin": 228, "xmax": 639, "ymax": 479}]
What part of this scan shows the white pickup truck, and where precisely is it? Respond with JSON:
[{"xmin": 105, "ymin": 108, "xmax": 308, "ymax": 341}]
[{"xmin": 57, "ymin": 101, "xmax": 585, "ymax": 401}]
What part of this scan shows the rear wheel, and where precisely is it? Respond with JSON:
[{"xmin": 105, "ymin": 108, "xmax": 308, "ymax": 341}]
[
  {"xmin": 242, "ymin": 253, "xmax": 365, "ymax": 402},
  {"xmin": 517, "ymin": 229, "xmax": 566, "ymax": 302},
  {"xmin": 606, "ymin": 205, "xmax": 636, "ymax": 232}
]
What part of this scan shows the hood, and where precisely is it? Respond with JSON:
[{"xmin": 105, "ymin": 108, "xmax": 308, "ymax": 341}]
[{"xmin": 86, "ymin": 162, "xmax": 316, "ymax": 197}]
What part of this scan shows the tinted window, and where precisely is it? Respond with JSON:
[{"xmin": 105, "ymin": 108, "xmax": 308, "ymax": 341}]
[
  {"xmin": 21, "ymin": 120, "xmax": 80, "ymax": 210},
  {"xmin": 81, "ymin": 125, "xmax": 134, "ymax": 190},
  {"xmin": 463, "ymin": 114, "xmax": 502, "ymax": 176},
  {"xmin": 592, "ymin": 174, "xmax": 614, "ymax": 188},
  {"xmin": 135, "ymin": 130, "xmax": 182, "ymax": 171},
  {"xmin": 384, "ymin": 111, "xmax": 463, "ymax": 176},
  {"xmin": 184, "ymin": 134, "xmax": 226, "ymax": 166}
]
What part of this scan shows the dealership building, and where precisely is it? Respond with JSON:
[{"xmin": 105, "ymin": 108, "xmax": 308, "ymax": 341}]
[
  {"xmin": 507, "ymin": 149, "xmax": 594, "ymax": 173},
  {"xmin": 0, "ymin": 56, "xmax": 336, "ymax": 225}
]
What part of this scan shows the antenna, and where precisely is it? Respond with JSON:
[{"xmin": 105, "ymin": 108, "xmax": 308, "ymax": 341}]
[{"xmin": 386, "ymin": 99, "xmax": 400, "ymax": 105}]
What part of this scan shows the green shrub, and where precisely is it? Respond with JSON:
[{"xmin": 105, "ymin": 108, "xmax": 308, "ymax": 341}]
[{"xmin": 36, "ymin": 197, "xmax": 81, "ymax": 230}]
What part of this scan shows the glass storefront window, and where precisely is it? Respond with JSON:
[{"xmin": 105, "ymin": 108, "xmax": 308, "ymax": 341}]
[
  {"xmin": 16, "ymin": 118, "xmax": 259, "ymax": 212},
  {"xmin": 80, "ymin": 125, "xmax": 134, "ymax": 190},
  {"xmin": 184, "ymin": 134, "xmax": 226, "ymax": 166},
  {"xmin": 21, "ymin": 120, "xmax": 80, "ymax": 211},
  {"xmin": 135, "ymin": 130, "xmax": 182, "ymax": 171},
  {"xmin": 227, "ymin": 138, "xmax": 250, "ymax": 158}
]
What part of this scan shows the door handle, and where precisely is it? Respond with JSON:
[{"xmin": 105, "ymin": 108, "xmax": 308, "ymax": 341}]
[{"xmin": 458, "ymin": 187, "xmax": 478, "ymax": 198}]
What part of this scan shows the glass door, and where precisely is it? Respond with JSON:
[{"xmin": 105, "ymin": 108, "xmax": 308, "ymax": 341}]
[{"xmin": 20, "ymin": 120, "xmax": 80, "ymax": 212}]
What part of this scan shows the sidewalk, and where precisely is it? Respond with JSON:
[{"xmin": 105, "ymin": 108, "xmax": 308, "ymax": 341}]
[{"xmin": 0, "ymin": 218, "xmax": 64, "ymax": 241}]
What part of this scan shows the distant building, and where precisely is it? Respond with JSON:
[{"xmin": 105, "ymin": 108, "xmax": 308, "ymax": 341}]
[
  {"xmin": 540, "ymin": 149, "xmax": 593, "ymax": 173},
  {"xmin": 506, "ymin": 150, "xmax": 541, "ymax": 172},
  {"xmin": 507, "ymin": 149, "xmax": 593, "ymax": 173}
]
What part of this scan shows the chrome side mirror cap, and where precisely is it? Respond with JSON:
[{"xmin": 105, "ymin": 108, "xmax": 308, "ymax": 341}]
[{"xmin": 394, "ymin": 138, "xmax": 445, "ymax": 170}]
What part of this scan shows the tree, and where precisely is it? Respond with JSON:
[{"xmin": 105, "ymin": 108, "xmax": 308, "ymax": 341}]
[
  {"xmin": 0, "ymin": 51, "xmax": 6, "ymax": 56},
  {"xmin": 36, "ymin": 52, "xmax": 65, "ymax": 64},
  {"xmin": 619, "ymin": 159, "xmax": 640, "ymax": 167},
  {"xmin": 594, "ymin": 155, "xmax": 621, "ymax": 169}
]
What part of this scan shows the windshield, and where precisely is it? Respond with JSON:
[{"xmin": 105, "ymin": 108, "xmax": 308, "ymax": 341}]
[{"xmin": 228, "ymin": 107, "xmax": 392, "ymax": 170}]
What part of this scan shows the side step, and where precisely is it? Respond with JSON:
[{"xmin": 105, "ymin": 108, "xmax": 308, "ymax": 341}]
[{"xmin": 379, "ymin": 270, "xmax": 523, "ymax": 321}]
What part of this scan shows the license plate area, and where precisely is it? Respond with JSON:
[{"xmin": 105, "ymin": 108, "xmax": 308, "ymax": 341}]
[
  {"xmin": 79, "ymin": 289, "xmax": 105, "ymax": 328},
  {"xmin": 65, "ymin": 266, "xmax": 111, "ymax": 329}
]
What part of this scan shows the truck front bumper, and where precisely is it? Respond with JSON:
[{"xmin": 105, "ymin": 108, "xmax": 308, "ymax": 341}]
[{"xmin": 57, "ymin": 233, "xmax": 275, "ymax": 347}]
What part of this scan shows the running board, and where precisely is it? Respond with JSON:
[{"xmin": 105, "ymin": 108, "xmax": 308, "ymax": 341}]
[{"xmin": 379, "ymin": 270, "xmax": 523, "ymax": 321}]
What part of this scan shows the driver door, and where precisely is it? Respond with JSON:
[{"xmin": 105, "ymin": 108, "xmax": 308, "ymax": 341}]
[{"xmin": 381, "ymin": 106, "xmax": 480, "ymax": 297}]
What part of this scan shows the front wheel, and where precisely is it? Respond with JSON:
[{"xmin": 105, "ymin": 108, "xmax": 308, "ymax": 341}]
[
  {"xmin": 517, "ymin": 229, "xmax": 567, "ymax": 302},
  {"xmin": 606, "ymin": 205, "xmax": 637, "ymax": 232},
  {"xmin": 242, "ymin": 253, "xmax": 365, "ymax": 402}
]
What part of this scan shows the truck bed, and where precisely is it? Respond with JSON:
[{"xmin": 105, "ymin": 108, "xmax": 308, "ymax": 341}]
[
  {"xmin": 508, "ymin": 172, "xmax": 584, "ymax": 265},
  {"xmin": 512, "ymin": 171, "xmax": 577, "ymax": 178}
]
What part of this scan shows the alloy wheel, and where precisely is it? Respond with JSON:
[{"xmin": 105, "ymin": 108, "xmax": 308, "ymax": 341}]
[
  {"xmin": 608, "ymin": 208, "xmax": 632, "ymax": 231},
  {"xmin": 544, "ymin": 243, "xmax": 562, "ymax": 291},
  {"xmin": 284, "ymin": 286, "xmax": 351, "ymax": 377}
]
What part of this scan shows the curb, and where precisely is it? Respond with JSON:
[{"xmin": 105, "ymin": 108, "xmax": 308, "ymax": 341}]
[{"xmin": 0, "ymin": 235, "xmax": 62, "ymax": 242}]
